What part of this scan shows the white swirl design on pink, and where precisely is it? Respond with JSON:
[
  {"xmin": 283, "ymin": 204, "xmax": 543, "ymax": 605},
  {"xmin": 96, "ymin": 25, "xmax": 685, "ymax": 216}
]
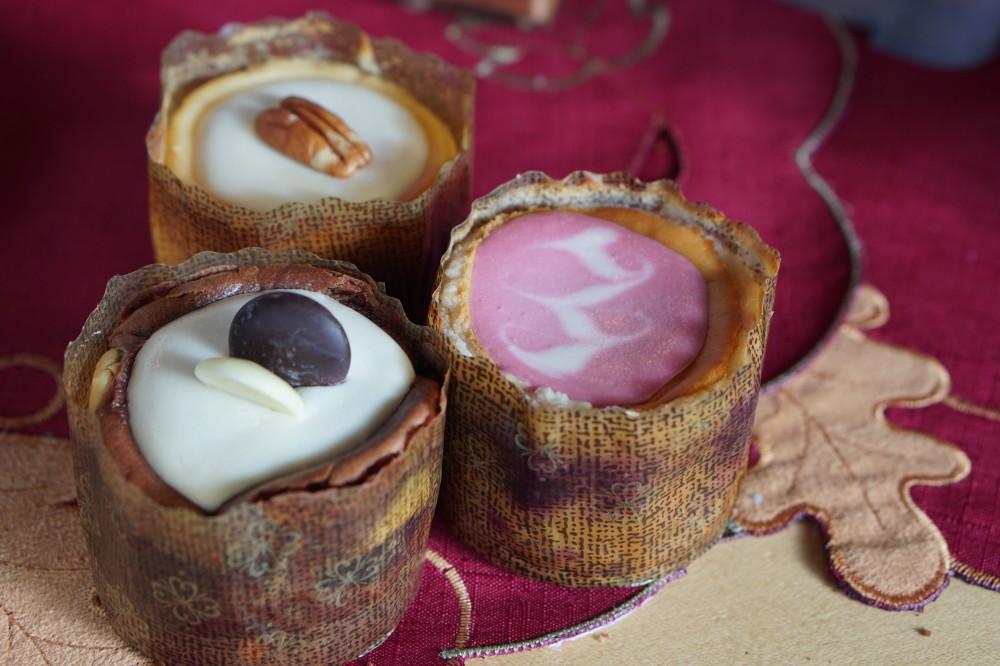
[
  {"xmin": 470, "ymin": 210, "xmax": 708, "ymax": 406},
  {"xmin": 499, "ymin": 228, "xmax": 654, "ymax": 377}
]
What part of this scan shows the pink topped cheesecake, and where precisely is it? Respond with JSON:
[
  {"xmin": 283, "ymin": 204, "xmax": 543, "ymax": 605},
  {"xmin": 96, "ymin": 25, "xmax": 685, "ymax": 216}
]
[
  {"xmin": 430, "ymin": 172, "xmax": 779, "ymax": 587},
  {"xmin": 469, "ymin": 210, "xmax": 708, "ymax": 407}
]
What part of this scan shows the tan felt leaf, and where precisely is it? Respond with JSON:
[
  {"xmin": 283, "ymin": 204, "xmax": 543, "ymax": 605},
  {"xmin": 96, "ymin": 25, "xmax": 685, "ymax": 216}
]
[
  {"xmin": 0, "ymin": 432, "xmax": 147, "ymax": 665},
  {"xmin": 736, "ymin": 284, "xmax": 971, "ymax": 609}
]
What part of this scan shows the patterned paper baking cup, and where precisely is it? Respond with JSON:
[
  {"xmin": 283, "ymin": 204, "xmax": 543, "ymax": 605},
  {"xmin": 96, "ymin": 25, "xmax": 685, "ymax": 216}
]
[
  {"xmin": 64, "ymin": 248, "xmax": 448, "ymax": 665},
  {"xmin": 146, "ymin": 12, "xmax": 475, "ymax": 318},
  {"xmin": 430, "ymin": 171, "xmax": 779, "ymax": 587}
]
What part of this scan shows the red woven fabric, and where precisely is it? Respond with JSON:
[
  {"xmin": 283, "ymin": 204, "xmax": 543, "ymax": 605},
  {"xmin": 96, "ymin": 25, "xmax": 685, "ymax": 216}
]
[{"xmin": 1, "ymin": 0, "xmax": 997, "ymax": 662}]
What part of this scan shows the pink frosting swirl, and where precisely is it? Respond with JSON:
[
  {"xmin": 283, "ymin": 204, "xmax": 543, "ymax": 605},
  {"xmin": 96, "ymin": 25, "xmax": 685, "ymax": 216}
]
[{"xmin": 470, "ymin": 211, "xmax": 708, "ymax": 406}]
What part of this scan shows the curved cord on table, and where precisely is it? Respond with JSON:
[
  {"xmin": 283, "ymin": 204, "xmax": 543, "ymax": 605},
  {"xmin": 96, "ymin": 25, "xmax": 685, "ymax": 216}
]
[
  {"xmin": 763, "ymin": 16, "xmax": 864, "ymax": 392},
  {"xmin": 943, "ymin": 395, "xmax": 1000, "ymax": 423},
  {"xmin": 439, "ymin": 571, "xmax": 681, "ymax": 660}
]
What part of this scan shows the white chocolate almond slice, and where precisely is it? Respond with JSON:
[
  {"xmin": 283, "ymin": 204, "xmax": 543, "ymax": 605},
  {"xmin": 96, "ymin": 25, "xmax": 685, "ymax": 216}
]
[
  {"xmin": 194, "ymin": 357, "xmax": 305, "ymax": 418},
  {"xmin": 88, "ymin": 348, "xmax": 123, "ymax": 413}
]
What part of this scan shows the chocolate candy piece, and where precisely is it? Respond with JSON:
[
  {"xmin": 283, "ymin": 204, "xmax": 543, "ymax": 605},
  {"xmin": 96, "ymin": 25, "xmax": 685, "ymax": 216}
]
[{"xmin": 229, "ymin": 292, "xmax": 351, "ymax": 387}]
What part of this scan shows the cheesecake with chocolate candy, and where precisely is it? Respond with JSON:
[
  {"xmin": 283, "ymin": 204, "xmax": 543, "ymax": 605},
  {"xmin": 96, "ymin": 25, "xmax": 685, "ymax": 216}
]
[
  {"xmin": 65, "ymin": 249, "xmax": 447, "ymax": 665},
  {"xmin": 431, "ymin": 171, "xmax": 779, "ymax": 586}
]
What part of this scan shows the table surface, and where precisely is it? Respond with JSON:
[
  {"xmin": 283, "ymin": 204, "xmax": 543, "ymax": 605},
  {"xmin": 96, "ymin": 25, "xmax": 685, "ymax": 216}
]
[
  {"xmin": 0, "ymin": 0, "xmax": 998, "ymax": 664},
  {"xmin": 486, "ymin": 523, "xmax": 1000, "ymax": 664}
]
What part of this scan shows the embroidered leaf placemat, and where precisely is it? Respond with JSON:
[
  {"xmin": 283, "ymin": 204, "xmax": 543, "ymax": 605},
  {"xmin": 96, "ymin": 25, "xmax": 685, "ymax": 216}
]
[{"xmin": 735, "ymin": 284, "xmax": 971, "ymax": 609}]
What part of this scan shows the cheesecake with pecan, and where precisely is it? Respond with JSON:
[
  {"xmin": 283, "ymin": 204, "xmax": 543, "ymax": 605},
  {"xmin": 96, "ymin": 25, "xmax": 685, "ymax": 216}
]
[{"xmin": 146, "ymin": 14, "xmax": 474, "ymax": 317}]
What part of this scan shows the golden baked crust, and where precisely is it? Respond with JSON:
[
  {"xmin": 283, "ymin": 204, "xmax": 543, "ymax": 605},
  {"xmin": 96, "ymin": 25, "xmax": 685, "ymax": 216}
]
[
  {"xmin": 166, "ymin": 59, "xmax": 459, "ymax": 203},
  {"xmin": 96, "ymin": 263, "xmax": 441, "ymax": 513}
]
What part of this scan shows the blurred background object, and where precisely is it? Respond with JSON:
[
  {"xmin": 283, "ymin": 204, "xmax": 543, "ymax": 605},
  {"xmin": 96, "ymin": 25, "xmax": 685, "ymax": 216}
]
[
  {"xmin": 409, "ymin": 0, "xmax": 1000, "ymax": 69},
  {"xmin": 412, "ymin": 0, "xmax": 669, "ymax": 91},
  {"xmin": 405, "ymin": 0, "xmax": 562, "ymax": 24},
  {"xmin": 785, "ymin": 0, "xmax": 1000, "ymax": 68}
]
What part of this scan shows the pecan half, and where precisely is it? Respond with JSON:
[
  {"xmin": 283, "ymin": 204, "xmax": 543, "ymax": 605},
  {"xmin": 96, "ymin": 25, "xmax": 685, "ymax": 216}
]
[{"xmin": 254, "ymin": 96, "xmax": 372, "ymax": 178}]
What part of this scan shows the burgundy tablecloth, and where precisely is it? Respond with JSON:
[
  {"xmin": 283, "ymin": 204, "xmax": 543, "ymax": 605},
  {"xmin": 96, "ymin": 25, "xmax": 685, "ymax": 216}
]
[{"xmin": 1, "ymin": 0, "xmax": 997, "ymax": 662}]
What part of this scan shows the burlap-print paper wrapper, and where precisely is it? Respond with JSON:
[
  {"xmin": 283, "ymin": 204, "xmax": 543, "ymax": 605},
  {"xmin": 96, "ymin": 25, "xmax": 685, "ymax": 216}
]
[
  {"xmin": 430, "ymin": 171, "xmax": 779, "ymax": 586},
  {"xmin": 146, "ymin": 12, "xmax": 475, "ymax": 317},
  {"xmin": 64, "ymin": 248, "xmax": 448, "ymax": 664}
]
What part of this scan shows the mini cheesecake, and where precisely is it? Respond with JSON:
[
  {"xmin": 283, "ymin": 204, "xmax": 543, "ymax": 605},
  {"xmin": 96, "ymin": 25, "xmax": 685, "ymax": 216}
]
[
  {"xmin": 431, "ymin": 171, "xmax": 779, "ymax": 586},
  {"xmin": 65, "ymin": 250, "xmax": 447, "ymax": 665},
  {"xmin": 147, "ymin": 13, "xmax": 474, "ymax": 316}
]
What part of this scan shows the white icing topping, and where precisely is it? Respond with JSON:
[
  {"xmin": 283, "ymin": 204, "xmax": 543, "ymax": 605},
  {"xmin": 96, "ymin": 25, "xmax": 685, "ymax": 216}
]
[
  {"xmin": 195, "ymin": 78, "xmax": 429, "ymax": 210},
  {"xmin": 128, "ymin": 290, "xmax": 415, "ymax": 512}
]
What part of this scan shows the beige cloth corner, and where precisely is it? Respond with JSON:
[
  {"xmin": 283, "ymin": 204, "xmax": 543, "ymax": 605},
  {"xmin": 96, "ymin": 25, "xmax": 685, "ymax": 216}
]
[
  {"xmin": 735, "ymin": 284, "xmax": 971, "ymax": 609},
  {"xmin": 0, "ymin": 433, "xmax": 146, "ymax": 664}
]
